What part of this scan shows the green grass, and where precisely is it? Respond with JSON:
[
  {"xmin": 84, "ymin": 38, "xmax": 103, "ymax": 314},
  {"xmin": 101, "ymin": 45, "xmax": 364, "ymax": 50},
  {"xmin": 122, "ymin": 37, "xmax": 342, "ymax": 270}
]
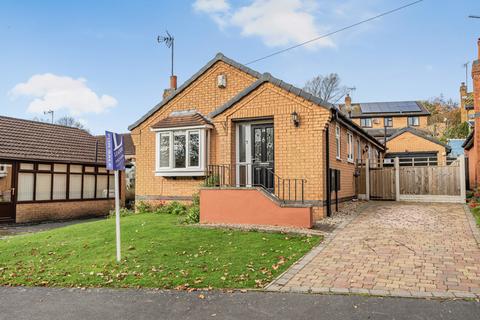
[
  {"xmin": 472, "ymin": 206, "xmax": 480, "ymax": 227},
  {"xmin": 0, "ymin": 214, "xmax": 321, "ymax": 289}
]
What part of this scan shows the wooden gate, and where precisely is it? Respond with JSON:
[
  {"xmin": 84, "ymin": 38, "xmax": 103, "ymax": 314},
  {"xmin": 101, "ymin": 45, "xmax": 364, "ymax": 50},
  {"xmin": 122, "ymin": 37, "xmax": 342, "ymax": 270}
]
[{"xmin": 355, "ymin": 156, "xmax": 466, "ymax": 203}]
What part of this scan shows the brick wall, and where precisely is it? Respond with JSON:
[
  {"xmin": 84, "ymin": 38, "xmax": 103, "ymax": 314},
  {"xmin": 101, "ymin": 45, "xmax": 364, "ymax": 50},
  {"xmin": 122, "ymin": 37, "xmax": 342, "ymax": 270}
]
[
  {"xmin": 472, "ymin": 39, "xmax": 480, "ymax": 189},
  {"xmin": 131, "ymin": 61, "xmax": 258, "ymax": 202},
  {"xmin": 16, "ymin": 200, "xmax": 115, "ymax": 223},
  {"xmin": 352, "ymin": 116, "xmax": 428, "ymax": 129},
  {"xmin": 131, "ymin": 60, "xmax": 383, "ymax": 220}
]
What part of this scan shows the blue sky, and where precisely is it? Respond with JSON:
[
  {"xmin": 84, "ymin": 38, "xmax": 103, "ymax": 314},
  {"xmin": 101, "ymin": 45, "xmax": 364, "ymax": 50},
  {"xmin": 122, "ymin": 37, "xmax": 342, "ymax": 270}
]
[{"xmin": 1, "ymin": 0, "xmax": 479, "ymax": 134}]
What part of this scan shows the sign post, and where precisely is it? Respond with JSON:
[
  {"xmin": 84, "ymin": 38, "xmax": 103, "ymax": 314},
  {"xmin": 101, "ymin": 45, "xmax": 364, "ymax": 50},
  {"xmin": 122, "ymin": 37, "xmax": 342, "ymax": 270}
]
[{"xmin": 105, "ymin": 131, "xmax": 125, "ymax": 263}]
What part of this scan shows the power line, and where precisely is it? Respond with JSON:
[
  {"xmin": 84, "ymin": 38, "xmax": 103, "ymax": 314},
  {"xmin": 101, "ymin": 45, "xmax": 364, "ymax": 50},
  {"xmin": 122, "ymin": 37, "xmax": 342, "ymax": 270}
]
[{"xmin": 245, "ymin": 0, "xmax": 424, "ymax": 65}]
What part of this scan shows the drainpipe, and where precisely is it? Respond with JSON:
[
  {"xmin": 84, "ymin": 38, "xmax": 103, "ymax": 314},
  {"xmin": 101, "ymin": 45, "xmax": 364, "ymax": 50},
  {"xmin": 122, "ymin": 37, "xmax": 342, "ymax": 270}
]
[{"xmin": 326, "ymin": 122, "xmax": 331, "ymax": 217}]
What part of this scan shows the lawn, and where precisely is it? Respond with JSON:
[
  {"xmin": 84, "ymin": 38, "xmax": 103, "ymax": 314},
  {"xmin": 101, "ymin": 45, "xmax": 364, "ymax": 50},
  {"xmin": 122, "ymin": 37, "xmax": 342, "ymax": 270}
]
[
  {"xmin": 472, "ymin": 206, "xmax": 480, "ymax": 227},
  {"xmin": 0, "ymin": 213, "xmax": 320, "ymax": 289}
]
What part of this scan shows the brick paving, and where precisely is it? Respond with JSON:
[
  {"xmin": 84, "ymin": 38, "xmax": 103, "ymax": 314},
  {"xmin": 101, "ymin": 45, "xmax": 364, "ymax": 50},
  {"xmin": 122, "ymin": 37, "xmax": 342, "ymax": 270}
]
[{"xmin": 267, "ymin": 202, "xmax": 480, "ymax": 299}]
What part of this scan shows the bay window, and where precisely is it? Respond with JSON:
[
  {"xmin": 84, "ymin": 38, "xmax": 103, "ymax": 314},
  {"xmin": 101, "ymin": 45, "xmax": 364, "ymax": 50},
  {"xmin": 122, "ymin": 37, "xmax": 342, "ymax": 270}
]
[{"xmin": 154, "ymin": 127, "xmax": 208, "ymax": 176}]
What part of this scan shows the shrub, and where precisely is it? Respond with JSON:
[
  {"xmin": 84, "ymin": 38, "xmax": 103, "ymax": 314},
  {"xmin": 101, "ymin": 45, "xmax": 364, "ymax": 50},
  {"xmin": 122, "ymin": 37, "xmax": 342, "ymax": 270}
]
[
  {"xmin": 108, "ymin": 207, "xmax": 135, "ymax": 218},
  {"xmin": 153, "ymin": 201, "xmax": 188, "ymax": 215},
  {"xmin": 183, "ymin": 194, "xmax": 200, "ymax": 224},
  {"xmin": 204, "ymin": 175, "xmax": 220, "ymax": 187},
  {"xmin": 136, "ymin": 201, "xmax": 152, "ymax": 213}
]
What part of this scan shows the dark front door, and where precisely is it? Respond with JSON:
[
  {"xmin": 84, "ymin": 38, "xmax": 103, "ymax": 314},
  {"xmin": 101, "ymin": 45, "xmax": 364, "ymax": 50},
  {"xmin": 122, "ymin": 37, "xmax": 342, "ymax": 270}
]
[
  {"xmin": 0, "ymin": 162, "xmax": 16, "ymax": 222},
  {"xmin": 251, "ymin": 124, "xmax": 274, "ymax": 191}
]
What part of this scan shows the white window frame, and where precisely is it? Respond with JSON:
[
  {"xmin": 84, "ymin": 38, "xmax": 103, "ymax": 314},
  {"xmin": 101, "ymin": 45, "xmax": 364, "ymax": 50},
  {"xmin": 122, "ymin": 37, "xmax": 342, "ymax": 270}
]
[
  {"xmin": 360, "ymin": 118, "xmax": 372, "ymax": 128},
  {"xmin": 153, "ymin": 125, "xmax": 210, "ymax": 176},
  {"xmin": 347, "ymin": 132, "xmax": 354, "ymax": 163},
  {"xmin": 335, "ymin": 125, "xmax": 341, "ymax": 160},
  {"xmin": 408, "ymin": 116, "xmax": 419, "ymax": 126}
]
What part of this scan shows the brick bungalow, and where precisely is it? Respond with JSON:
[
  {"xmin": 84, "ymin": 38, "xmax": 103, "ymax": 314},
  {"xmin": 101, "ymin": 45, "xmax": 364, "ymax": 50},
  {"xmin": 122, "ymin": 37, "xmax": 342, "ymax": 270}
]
[
  {"xmin": 0, "ymin": 116, "xmax": 126, "ymax": 223},
  {"xmin": 129, "ymin": 53, "xmax": 384, "ymax": 227},
  {"xmin": 464, "ymin": 39, "xmax": 480, "ymax": 190}
]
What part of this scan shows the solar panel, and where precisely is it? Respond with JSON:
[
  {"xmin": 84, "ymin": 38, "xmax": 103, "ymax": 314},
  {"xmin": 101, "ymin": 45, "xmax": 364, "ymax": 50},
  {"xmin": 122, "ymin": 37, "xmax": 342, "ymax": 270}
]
[{"xmin": 359, "ymin": 101, "xmax": 421, "ymax": 114}]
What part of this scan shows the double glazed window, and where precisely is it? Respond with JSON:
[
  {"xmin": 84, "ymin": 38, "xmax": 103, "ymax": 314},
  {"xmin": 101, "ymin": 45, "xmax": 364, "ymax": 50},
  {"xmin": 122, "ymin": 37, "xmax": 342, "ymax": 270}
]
[
  {"xmin": 384, "ymin": 117, "xmax": 393, "ymax": 127},
  {"xmin": 408, "ymin": 116, "xmax": 419, "ymax": 126},
  {"xmin": 17, "ymin": 163, "xmax": 114, "ymax": 202},
  {"xmin": 347, "ymin": 132, "xmax": 354, "ymax": 163},
  {"xmin": 360, "ymin": 118, "xmax": 372, "ymax": 128},
  {"xmin": 156, "ymin": 129, "xmax": 206, "ymax": 176}
]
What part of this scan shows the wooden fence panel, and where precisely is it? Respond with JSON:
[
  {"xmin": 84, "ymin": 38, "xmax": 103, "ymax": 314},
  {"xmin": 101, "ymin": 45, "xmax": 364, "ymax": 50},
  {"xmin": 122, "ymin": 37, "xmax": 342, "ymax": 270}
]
[
  {"xmin": 369, "ymin": 167, "xmax": 395, "ymax": 200},
  {"xmin": 399, "ymin": 165, "xmax": 460, "ymax": 196}
]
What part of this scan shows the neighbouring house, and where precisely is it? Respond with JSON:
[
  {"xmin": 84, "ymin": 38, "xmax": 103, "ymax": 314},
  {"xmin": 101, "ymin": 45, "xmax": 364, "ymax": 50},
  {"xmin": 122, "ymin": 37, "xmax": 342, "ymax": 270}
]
[
  {"xmin": 338, "ymin": 97, "xmax": 453, "ymax": 164},
  {"xmin": 0, "ymin": 116, "xmax": 125, "ymax": 223},
  {"xmin": 463, "ymin": 38, "xmax": 480, "ymax": 190},
  {"xmin": 129, "ymin": 53, "xmax": 384, "ymax": 228},
  {"xmin": 384, "ymin": 127, "xmax": 451, "ymax": 165},
  {"xmin": 460, "ymin": 81, "xmax": 475, "ymax": 125}
]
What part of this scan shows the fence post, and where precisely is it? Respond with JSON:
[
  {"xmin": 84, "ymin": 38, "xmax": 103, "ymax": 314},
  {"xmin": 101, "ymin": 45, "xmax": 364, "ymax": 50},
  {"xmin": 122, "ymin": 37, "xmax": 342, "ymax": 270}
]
[
  {"xmin": 394, "ymin": 157, "xmax": 400, "ymax": 201},
  {"xmin": 459, "ymin": 155, "xmax": 466, "ymax": 203},
  {"xmin": 365, "ymin": 157, "xmax": 370, "ymax": 201}
]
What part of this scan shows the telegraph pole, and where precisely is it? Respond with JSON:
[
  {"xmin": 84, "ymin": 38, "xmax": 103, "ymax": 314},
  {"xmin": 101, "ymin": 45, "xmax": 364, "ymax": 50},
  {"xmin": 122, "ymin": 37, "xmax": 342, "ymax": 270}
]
[{"xmin": 44, "ymin": 109, "xmax": 54, "ymax": 124}]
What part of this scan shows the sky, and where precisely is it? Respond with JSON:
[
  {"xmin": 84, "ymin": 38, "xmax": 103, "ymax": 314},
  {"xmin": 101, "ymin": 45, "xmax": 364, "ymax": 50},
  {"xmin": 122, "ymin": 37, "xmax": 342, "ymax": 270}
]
[{"xmin": 0, "ymin": 0, "xmax": 479, "ymax": 135}]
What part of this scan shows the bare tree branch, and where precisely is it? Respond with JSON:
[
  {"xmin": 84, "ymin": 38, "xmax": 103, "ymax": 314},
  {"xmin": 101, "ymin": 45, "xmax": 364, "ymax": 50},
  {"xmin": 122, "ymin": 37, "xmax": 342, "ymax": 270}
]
[{"xmin": 303, "ymin": 73, "xmax": 349, "ymax": 104}]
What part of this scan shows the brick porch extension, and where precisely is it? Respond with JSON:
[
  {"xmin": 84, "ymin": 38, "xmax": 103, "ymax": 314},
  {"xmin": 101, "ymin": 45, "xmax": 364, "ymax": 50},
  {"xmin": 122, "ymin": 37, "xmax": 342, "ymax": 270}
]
[{"xmin": 266, "ymin": 202, "xmax": 480, "ymax": 299}]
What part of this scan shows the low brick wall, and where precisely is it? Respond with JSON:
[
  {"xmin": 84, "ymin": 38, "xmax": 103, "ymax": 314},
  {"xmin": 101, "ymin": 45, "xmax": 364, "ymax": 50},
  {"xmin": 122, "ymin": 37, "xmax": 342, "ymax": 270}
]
[
  {"xmin": 200, "ymin": 188, "xmax": 313, "ymax": 228},
  {"xmin": 16, "ymin": 200, "xmax": 115, "ymax": 223}
]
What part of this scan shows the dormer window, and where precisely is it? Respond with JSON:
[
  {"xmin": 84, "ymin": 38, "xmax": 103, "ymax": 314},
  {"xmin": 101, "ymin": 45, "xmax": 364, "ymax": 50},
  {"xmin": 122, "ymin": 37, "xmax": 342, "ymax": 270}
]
[{"xmin": 151, "ymin": 111, "xmax": 212, "ymax": 177}]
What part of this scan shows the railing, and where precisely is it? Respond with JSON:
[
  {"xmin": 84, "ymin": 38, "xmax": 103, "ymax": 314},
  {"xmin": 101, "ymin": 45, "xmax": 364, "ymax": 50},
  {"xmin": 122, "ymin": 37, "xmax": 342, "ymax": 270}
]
[{"xmin": 205, "ymin": 164, "xmax": 306, "ymax": 203}]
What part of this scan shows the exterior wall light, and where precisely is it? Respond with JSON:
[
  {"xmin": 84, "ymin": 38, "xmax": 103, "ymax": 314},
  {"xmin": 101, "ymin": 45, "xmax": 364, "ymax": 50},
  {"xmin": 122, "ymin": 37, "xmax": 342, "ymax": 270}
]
[{"xmin": 291, "ymin": 111, "xmax": 299, "ymax": 127}]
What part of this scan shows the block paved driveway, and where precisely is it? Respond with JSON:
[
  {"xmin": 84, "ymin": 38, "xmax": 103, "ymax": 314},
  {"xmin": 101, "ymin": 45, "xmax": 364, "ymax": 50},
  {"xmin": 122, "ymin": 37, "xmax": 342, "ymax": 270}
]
[{"xmin": 268, "ymin": 202, "xmax": 480, "ymax": 298}]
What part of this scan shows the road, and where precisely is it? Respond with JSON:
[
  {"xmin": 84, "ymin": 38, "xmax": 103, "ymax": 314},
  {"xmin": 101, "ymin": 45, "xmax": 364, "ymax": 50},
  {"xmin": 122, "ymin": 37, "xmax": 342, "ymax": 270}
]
[{"xmin": 0, "ymin": 287, "xmax": 478, "ymax": 320}]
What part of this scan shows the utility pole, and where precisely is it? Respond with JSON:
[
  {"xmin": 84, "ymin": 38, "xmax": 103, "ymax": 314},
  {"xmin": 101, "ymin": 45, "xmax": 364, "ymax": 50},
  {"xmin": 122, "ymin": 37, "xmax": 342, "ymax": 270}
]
[{"xmin": 44, "ymin": 109, "xmax": 54, "ymax": 124}]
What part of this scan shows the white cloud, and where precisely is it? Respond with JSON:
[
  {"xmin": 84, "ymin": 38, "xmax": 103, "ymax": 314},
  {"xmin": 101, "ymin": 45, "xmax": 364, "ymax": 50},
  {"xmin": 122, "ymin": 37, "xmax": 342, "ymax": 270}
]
[
  {"xmin": 193, "ymin": 0, "xmax": 230, "ymax": 13},
  {"xmin": 193, "ymin": 0, "xmax": 334, "ymax": 49},
  {"xmin": 9, "ymin": 73, "xmax": 117, "ymax": 115}
]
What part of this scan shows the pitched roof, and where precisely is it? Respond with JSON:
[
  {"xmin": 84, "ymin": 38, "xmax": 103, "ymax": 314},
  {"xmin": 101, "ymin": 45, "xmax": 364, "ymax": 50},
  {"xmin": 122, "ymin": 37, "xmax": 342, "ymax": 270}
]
[
  {"xmin": 0, "ymin": 115, "xmax": 106, "ymax": 164},
  {"xmin": 386, "ymin": 127, "xmax": 451, "ymax": 152},
  {"xmin": 209, "ymin": 72, "xmax": 334, "ymax": 118},
  {"xmin": 96, "ymin": 133, "xmax": 135, "ymax": 156},
  {"xmin": 128, "ymin": 53, "xmax": 262, "ymax": 131},
  {"xmin": 151, "ymin": 111, "xmax": 212, "ymax": 129},
  {"xmin": 209, "ymin": 72, "xmax": 383, "ymax": 150},
  {"xmin": 462, "ymin": 130, "xmax": 474, "ymax": 150},
  {"xmin": 338, "ymin": 101, "xmax": 430, "ymax": 118}
]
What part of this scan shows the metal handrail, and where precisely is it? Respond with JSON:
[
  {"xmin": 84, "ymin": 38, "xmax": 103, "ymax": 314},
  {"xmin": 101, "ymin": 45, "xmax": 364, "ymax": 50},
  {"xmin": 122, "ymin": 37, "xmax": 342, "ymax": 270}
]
[{"xmin": 205, "ymin": 164, "xmax": 306, "ymax": 203}]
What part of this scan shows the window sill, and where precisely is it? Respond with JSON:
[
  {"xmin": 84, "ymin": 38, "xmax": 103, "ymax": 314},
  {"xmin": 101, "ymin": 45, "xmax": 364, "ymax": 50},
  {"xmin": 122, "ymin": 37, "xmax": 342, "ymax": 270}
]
[
  {"xmin": 347, "ymin": 159, "xmax": 354, "ymax": 164},
  {"xmin": 336, "ymin": 157, "xmax": 341, "ymax": 161},
  {"xmin": 155, "ymin": 169, "xmax": 206, "ymax": 177}
]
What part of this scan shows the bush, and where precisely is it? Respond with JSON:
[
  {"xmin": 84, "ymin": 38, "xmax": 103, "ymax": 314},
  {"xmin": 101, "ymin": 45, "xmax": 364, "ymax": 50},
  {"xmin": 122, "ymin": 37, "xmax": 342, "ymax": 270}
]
[
  {"xmin": 183, "ymin": 194, "xmax": 200, "ymax": 224},
  {"xmin": 108, "ymin": 207, "xmax": 135, "ymax": 218},
  {"xmin": 153, "ymin": 201, "xmax": 188, "ymax": 215},
  {"xmin": 136, "ymin": 201, "xmax": 152, "ymax": 213}
]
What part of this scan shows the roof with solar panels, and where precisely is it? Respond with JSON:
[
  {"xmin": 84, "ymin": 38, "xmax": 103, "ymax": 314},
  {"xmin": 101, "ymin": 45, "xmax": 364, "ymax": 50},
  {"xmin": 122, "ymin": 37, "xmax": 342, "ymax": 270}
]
[{"xmin": 337, "ymin": 100, "xmax": 430, "ymax": 118}]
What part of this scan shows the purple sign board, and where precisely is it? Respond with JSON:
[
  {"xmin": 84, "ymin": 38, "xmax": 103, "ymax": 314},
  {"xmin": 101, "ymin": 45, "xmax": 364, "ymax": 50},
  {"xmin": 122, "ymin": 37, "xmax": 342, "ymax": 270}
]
[{"xmin": 105, "ymin": 131, "xmax": 125, "ymax": 171}]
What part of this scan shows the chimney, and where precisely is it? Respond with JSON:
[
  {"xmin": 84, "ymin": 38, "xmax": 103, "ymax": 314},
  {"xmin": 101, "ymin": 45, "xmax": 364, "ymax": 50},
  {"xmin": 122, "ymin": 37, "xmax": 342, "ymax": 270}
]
[
  {"xmin": 163, "ymin": 75, "xmax": 178, "ymax": 100},
  {"xmin": 345, "ymin": 94, "xmax": 352, "ymax": 117},
  {"xmin": 478, "ymin": 38, "xmax": 480, "ymax": 59},
  {"xmin": 170, "ymin": 75, "xmax": 177, "ymax": 90},
  {"xmin": 460, "ymin": 82, "xmax": 467, "ymax": 98}
]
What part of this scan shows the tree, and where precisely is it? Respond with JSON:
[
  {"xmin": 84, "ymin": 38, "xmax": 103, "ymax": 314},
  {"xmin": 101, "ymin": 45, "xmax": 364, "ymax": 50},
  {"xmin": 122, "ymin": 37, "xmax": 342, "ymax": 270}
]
[
  {"xmin": 56, "ymin": 116, "xmax": 89, "ymax": 132},
  {"xmin": 303, "ymin": 73, "xmax": 349, "ymax": 104}
]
